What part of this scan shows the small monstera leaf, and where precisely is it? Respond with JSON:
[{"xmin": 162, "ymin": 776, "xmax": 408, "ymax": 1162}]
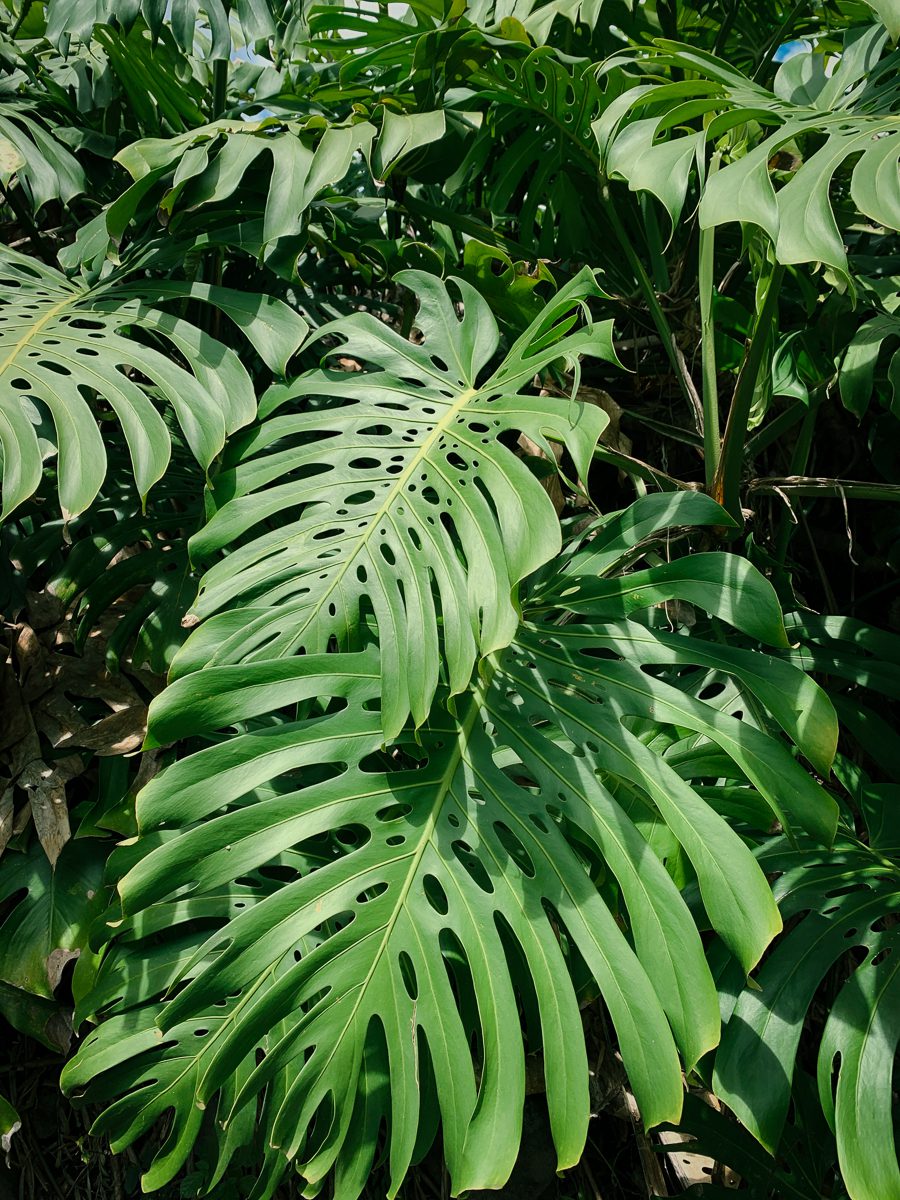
[
  {"xmin": 45, "ymin": 0, "xmax": 276, "ymax": 57},
  {"xmin": 597, "ymin": 26, "xmax": 900, "ymax": 275},
  {"xmin": 0, "ymin": 246, "xmax": 306, "ymax": 519},
  {"xmin": 64, "ymin": 495, "xmax": 839, "ymax": 1200},
  {"xmin": 180, "ymin": 268, "xmax": 615, "ymax": 736},
  {"xmin": 712, "ymin": 832, "xmax": 900, "ymax": 1200},
  {"xmin": 711, "ymin": 617, "xmax": 900, "ymax": 1200},
  {"xmin": 109, "ymin": 112, "xmax": 446, "ymax": 265},
  {"xmin": 0, "ymin": 106, "xmax": 85, "ymax": 213}
]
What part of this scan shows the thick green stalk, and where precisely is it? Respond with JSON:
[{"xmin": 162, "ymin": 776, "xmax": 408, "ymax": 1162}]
[
  {"xmin": 713, "ymin": 262, "xmax": 785, "ymax": 521},
  {"xmin": 211, "ymin": 58, "xmax": 228, "ymax": 119},
  {"xmin": 9, "ymin": 0, "xmax": 34, "ymax": 37},
  {"xmin": 699, "ymin": 162, "xmax": 720, "ymax": 491},
  {"xmin": 602, "ymin": 184, "xmax": 703, "ymax": 431}
]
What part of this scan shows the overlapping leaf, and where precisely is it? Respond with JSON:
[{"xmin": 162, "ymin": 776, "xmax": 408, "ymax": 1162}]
[
  {"xmin": 0, "ymin": 106, "xmax": 85, "ymax": 212},
  {"xmin": 180, "ymin": 268, "xmax": 614, "ymax": 736},
  {"xmin": 708, "ymin": 615, "xmax": 900, "ymax": 1200},
  {"xmin": 597, "ymin": 26, "xmax": 900, "ymax": 275},
  {"xmin": 712, "ymin": 832, "xmax": 900, "ymax": 1200},
  {"xmin": 45, "ymin": 0, "xmax": 278, "ymax": 57},
  {"xmin": 0, "ymin": 246, "xmax": 307, "ymax": 518},
  {"xmin": 110, "ymin": 111, "xmax": 446, "ymax": 266},
  {"xmin": 64, "ymin": 494, "xmax": 841, "ymax": 1200}
]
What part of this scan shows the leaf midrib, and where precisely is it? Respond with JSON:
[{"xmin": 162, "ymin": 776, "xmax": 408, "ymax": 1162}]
[
  {"xmin": 1, "ymin": 292, "xmax": 80, "ymax": 382},
  {"xmin": 282, "ymin": 670, "xmax": 490, "ymax": 1128},
  {"xmin": 198, "ymin": 384, "xmax": 479, "ymax": 662}
]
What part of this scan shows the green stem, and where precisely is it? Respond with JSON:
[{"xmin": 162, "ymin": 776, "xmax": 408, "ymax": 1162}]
[
  {"xmin": 640, "ymin": 195, "xmax": 670, "ymax": 293},
  {"xmin": 712, "ymin": 261, "xmax": 785, "ymax": 521},
  {"xmin": 10, "ymin": 0, "xmax": 34, "ymax": 37},
  {"xmin": 602, "ymin": 183, "xmax": 703, "ymax": 431},
  {"xmin": 699, "ymin": 156, "xmax": 720, "ymax": 492},
  {"xmin": 211, "ymin": 58, "xmax": 228, "ymax": 120},
  {"xmin": 752, "ymin": 0, "xmax": 809, "ymax": 81},
  {"xmin": 712, "ymin": 0, "xmax": 740, "ymax": 56}
]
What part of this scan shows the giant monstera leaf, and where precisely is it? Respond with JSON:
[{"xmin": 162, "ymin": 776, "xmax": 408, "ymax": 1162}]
[
  {"xmin": 64, "ymin": 495, "xmax": 839, "ymax": 1200},
  {"xmin": 180, "ymin": 268, "xmax": 614, "ymax": 736},
  {"xmin": 0, "ymin": 247, "xmax": 307, "ymax": 518}
]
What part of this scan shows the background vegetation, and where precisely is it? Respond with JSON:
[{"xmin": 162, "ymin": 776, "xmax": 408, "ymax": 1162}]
[{"xmin": 0, "ymin": 0, "xmax": 898, "ymax": 1197}]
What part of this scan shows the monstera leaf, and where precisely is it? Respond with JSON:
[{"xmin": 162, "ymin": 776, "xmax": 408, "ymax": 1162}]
[
  {"xmin": 0, "ymin": 105, "xmax": 85, "ymax": 213},
  {"xmin": 45, "ymin": 0, "xmax": 277, "ymax": 56},
  {"xmin": 712, "ymin": 830, "xmax": 900, "ymax": 1200},
  {"xmin": 709, "ymin": 614, "xmax": 900, "ymax": 1200},
  {"xmin": 438, "ymin": 39, "xmax": 609, "ymax": 262},
  {"xmin": 179, "ymin": 268, "xmax": 615, "ymax": 736},
  {"xmin": 0, "ymin": 246, "xmax": 307, "ymax": 518},
  {"xmin": 109, "ymin": 112, "xmax": 446, "ymax": 266},
  {"xmin": 597, "ymin": 24, "xmax": 900, "ymax": 275},
  {"xmin": 63, "ymin": 494, "xmax": 839, "ymax": 1200}
]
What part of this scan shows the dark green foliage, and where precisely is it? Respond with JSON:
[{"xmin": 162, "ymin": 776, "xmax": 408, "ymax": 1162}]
[{"xmin": 0, "ymin": 1, "xmax": 897, "ymax": 1198}]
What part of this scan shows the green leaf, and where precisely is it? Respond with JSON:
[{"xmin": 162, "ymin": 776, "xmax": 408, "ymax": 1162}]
[
  {"xmin": 714, "ymin": 831, "xmax": 900, "ymax": 1190},
  {"xmin": 0, "ymin": 246, "xmax": 257, "ymax": 518},
  {"xmin": 179, "ymin": 269, "xmax": 615, "ymax": 737},
  {"xmin": 817, "ymin": 933, "xmax": 900, "ymax": 1200},
  {"xmin": 572, "ymin": 622, "xmax": 837, "ymax": 776},
  {"xmin": 607, "ymin": 36, "xmax": 900, "ymax": 278},
  {"xmin": 0, "ymin": 111, "xmax": 85, "ymax": 211},
  {"xmin": 112, "ymin": 114, "xmax": 445, "ymax": 259},
  {"xmin": 124, "ymin": 282, "xmax": 308, "ymax": 377},
  {"xmin": 372, "ymin": 109, "xmax": 447, "ymax": 180},
  {"xmin": 545, "ymin": 552, "xmax": 791, "ymax": 648},
  {"xmin": 0, "ymin": 1093, "xmax": 20, "ymax": 1157},
  {"xmin": 839, "ymin": 312, "xmax": 900, "ymax": 418},
  {"xmin": 73, "ymin": 623, "xmax": 792, "ymax": 1193},
  {"xmin": 656, "ymin": 1090, "xmax": 834, "ymax": 1200},
  {"xmin": 65, "ymin": 491, "xmax": 842, "ymax": 1199},
  {"xmin": 559, "ymin": 491, "xmax": 736, "ymax": 578},
  {"xmin": 0, "ymin": 838, "xmax": 107, "ymax": 1000},
  {"xmin": 865, "ymin": 0, "xmax": 900, "ymax": 40}
]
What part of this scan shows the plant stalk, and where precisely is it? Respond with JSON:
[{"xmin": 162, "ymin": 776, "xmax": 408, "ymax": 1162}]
[
  {"xmin": 712, "ymin": 262, "xmax": 785, "ymax": 521},
  {"xmin": 602, "ymin": 183, "xmax": 704, "ymax": 432},
  {"xmin": 211, "ymin": 58, "xmax": 228, "ymax": 119},
  {"xmin": 10, "ymin": 0, "xmax": 34, "ymax": 37},
  {"xmin": 699, "ymin": 156, "xmax": 720, "ymax": 491}
]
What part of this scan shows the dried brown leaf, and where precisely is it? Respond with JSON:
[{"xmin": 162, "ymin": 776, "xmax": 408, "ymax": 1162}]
[
  {"xmin": 24, "ymin": 588, "xmax": 65, "ymax": 633},
  {"xmin": 62, "ymin": 705, "xmax": 148, "ymax": 756},
  {"xmin": 18, "ymin": 762, "xmax": 71, "ymax": 867},
  {"xmin": 45, "ymin": 947, "xmax": 80, "ymax": 994},
  {"xmin": 0, "ymin": 664, "xmax": 37, "ymax": 757},
  {"xmin": 14, "ymin": 624, "xmax": 52, "ymax": 703},
  {"xmin": 0, "ymin": 788, "xmax": 13, "ymax": 858},
  {"xmin": 517, "ymin": 433, "xmax": 565, "ymax": 514},
  {"xmin": 12, "ymin": 801, "xmax": 31, "ymax": 836}
]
